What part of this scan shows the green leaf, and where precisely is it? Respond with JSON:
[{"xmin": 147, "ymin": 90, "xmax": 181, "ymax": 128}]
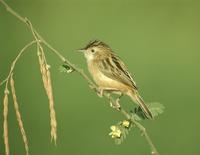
[
  {"xmin": 59, "ymin": 64, "xmax": 74, "ymax": 73},
  {"xmin": 132, "ymin": 113, "xmax": 142, "ymax": 121},
  {"xmin": 133, "ymin": 102, "xmax": 165, "ymax": 120},
  {"xmin": 133, "ymin": 107, "xmax": 148, "ymax": 120},
  {"xmin": 147, "ymin": 102, "xmax": 165, "ymax": 117}
]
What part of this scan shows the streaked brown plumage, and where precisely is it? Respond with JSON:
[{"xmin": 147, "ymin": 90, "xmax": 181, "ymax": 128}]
[{"xmin": 79, "ymin": 40, "xmax": 153, "ymax": 119}]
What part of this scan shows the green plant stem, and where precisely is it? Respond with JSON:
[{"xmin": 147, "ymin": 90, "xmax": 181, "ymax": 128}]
[{"xmin": 0, "ymin": 1, "xmax": 159, "ymax": 154}]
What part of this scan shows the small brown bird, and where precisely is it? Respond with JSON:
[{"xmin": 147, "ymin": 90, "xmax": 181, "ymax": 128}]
[{"xmin": 79, "ymin": 40, "xmax": 153, "ymax": 119}]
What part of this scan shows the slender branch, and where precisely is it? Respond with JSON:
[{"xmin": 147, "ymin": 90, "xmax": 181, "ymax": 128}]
[
  {"xmin": 0, "ymin": 0, "xmax": 27, "ymax": 23},
  {"xmin": 107, "ymin": 95, "xmax": 159, "ymax": 155},
  {"xmin": 113, "ymin": 104, "xmax": 159, "ymax": 153},
  {"xmin": 0, "ymin": 0, "xmax": 95, "ymax": 88},
  {"xmin": 0, "ymin": 40, "xmax": 37, "ymax": 86},
  {"xmin": 0, "ymin": 1, "xmax": 159, "ymax": 154},
  {"xmin": 41, "ymin": 40, "xmax": 96, "ymax": 86},
  {"xmin": 0, "ymin": 79, "xmax": 8, "ymax": 87}
]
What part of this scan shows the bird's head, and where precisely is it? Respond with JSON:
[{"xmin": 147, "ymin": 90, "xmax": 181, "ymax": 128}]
[{"xmin": 78, "ymin": 40, "xmax": 111, "ymax": 62}]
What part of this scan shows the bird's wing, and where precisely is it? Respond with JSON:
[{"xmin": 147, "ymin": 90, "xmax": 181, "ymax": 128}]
[{"xmin": 98, "ymin": 54, "xmax": 138, "ymax": 90}]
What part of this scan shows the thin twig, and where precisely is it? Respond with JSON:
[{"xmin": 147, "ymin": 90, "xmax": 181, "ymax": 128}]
[
  {"xmin": 106, "ymin": 95, "xmax": 159, "ymax": 155},
  {"xmin": 0, "ymin": 40, "xmax": 36, "ymax": 86},
  {"xmin": 124, "ymin": 110, "xmax": 159, "ymax": 155},
  {"xmin": 0, "ymin": 0, "xmax": 26, "ymax": 23},
  {"xmin": 0, "ymin": 1, "xmax": 159, "ymax": 154},
  {"xmin": 40, "ymin": 39, "xmax": 96, "ymax": 87},
  {"xmin": 0, "ymin": 79, "xmax": 8, "ymax": 87}
]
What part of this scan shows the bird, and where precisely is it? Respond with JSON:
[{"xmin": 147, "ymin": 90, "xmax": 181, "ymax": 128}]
[{"xmin": 78, "ymin": 40, "xmax": 153, "ymax": 119}]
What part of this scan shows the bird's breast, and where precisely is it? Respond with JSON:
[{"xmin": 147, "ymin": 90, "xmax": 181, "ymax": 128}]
[
  {"xmin": 87, "ymin": 61, "xmax": 110, "ymax": 85},
  {"xmin": 87, "ymin": 61, "xmax": 130, "ymax": 92}
]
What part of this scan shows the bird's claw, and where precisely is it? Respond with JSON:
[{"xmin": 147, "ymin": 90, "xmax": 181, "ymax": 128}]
[
  {"xmin": 97, "ymin": 88, "xmax": 103, "ymax": 97},
  {"xmin": 89, "ymin": 85, "xmax": 95, "ymax": 89},
  {"xmin": 109, "ymin": 98, "xmax": 121, "ymax": 110}
]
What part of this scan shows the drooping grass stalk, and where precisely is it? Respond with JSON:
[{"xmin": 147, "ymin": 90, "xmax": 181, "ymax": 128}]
[{"xmin": 10, "ymin": 73, "xmax": 29, "ymax": 155}]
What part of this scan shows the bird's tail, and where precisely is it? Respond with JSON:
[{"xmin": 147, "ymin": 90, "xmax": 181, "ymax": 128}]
[{"xmin": 128, "ymin": 91, "xmax": 153, "ymax": 119}]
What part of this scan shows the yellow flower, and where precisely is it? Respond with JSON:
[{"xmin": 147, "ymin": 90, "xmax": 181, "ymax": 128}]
[
  {"xmin": 109, "ymin": 126, "xmax": 121, "ymax": 138},
  {"xmin": 122, "ymin": 120, "xmax": 130, "ymax": 128}
]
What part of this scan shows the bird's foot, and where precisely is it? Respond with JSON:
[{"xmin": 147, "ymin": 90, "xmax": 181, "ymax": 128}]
[
  {"xmin": 109, "ymin": 98, "xmax": 121, "ymax": 110},
  {"xmin": 97, "ymin": 88, "xmax": 103, "ymax": 97}
]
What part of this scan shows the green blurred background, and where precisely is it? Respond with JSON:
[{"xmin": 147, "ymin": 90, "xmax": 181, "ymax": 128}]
[{"xmin": 0, "ymin": 0, "xmax": 200, "ymax": 154}]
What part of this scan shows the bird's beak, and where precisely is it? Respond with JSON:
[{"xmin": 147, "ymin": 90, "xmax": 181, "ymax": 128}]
[{"xmin": 77, "ymin": 48, "xmax": 86, "ymax": 53}]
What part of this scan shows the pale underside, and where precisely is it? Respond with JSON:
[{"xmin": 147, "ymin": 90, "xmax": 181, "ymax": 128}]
[{"xmin": 87, "ymin": 56, "xmax": 137, "ymax": 94}]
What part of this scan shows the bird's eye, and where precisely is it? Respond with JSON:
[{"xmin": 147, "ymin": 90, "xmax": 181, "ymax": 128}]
[{"xmin": 91, "ymin": 49, "xmax": 95, "ymax": 53}]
